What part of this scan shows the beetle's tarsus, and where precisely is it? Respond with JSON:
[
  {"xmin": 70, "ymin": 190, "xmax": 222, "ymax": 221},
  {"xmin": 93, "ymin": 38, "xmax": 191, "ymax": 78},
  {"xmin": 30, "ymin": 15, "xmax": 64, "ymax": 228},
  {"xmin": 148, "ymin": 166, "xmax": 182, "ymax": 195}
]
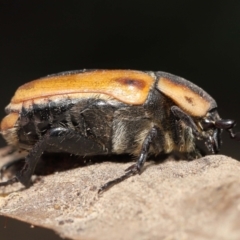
[
  {"xmin": 98, "ymin": 168, "xmax": 136, "ymax": 194},
  {"xmin": 0, "ymin": 176, "xmax": 19, "ymax": 187}
]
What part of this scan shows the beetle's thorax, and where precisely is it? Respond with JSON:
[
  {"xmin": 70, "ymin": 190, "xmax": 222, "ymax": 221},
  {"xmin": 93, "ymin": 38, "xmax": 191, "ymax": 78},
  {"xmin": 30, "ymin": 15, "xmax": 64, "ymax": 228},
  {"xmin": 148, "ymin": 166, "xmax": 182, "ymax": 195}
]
[{"xmin": 137, "ymin": 88, "xmax": 195, "ymax": 155}]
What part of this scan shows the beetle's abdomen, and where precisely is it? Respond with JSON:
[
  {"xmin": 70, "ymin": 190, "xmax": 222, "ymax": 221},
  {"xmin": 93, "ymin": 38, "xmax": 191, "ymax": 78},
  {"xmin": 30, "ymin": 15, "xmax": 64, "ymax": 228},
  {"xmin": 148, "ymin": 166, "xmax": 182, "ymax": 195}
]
[
  {"xmin": 1, "ymin": 94, "xmax": 123, "ymax": 151},
  {"xmin": 1, "ymin": 70, "xmax": 156, "ymax": 150}
]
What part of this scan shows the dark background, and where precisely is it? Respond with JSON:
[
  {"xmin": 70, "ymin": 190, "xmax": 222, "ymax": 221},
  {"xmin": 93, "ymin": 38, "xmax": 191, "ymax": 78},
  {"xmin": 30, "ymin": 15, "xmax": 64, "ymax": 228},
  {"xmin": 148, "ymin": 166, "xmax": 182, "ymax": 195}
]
[{"xmin": 1, "ymin": 1, "xmax": 240, "ymax": 239}]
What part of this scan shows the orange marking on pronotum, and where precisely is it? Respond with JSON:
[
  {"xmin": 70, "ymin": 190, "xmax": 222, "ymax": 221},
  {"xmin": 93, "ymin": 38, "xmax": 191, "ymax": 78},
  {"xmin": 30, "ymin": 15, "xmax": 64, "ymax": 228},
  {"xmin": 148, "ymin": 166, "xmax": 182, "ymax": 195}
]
[{"xmin": 158, "ymin": 77, "xmax": 211, "ymax": 117}]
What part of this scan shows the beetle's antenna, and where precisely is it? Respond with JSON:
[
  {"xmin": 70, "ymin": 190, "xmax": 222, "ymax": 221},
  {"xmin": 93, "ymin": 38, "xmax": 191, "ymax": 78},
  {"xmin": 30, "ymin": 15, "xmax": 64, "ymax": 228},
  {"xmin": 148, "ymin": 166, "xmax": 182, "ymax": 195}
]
[
  {"xmin": 0, "ymin": 177, "xmax": 18, "ymax": 187},
  {"xmin": 226, "ymin": 128, "xmax": 240, "ymax": 141},
  {"xmin": 215, "ymin": 119, "xmax": 240, "ymax": 141}
]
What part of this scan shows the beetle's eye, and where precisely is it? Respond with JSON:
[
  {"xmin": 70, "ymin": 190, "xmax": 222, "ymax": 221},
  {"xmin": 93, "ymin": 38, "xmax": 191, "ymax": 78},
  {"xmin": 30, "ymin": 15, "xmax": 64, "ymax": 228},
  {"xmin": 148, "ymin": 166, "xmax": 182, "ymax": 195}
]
[{"xmin": 201, "ymin": 118, "xmax": 214, "ymax": 130}]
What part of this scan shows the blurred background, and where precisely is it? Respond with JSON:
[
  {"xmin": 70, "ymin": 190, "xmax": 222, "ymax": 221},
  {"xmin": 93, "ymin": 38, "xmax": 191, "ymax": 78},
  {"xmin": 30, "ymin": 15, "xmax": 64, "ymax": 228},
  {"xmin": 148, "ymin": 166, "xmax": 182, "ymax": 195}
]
[{"xmin": 1, "ymin": 1, "xmax": 240, "ymax": 239}]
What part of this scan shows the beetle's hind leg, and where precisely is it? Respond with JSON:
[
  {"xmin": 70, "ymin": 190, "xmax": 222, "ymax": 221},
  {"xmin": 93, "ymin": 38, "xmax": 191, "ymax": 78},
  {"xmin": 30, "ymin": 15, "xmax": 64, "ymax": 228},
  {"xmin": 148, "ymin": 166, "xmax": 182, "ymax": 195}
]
[
  {"xmin": 0, "ymin": 137, "xmax": 48, "ymax": 188},
  {"xmin": 0, "ymin": 127, "xmax": 108, "ymax": 188}
]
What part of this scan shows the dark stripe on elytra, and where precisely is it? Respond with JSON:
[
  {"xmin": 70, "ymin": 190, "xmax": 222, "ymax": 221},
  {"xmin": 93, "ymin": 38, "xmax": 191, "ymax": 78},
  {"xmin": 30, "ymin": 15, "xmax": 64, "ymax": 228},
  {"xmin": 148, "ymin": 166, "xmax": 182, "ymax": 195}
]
[{"xmin": 115, "ymin": 78, "xmax": 146, "ymax": 90}]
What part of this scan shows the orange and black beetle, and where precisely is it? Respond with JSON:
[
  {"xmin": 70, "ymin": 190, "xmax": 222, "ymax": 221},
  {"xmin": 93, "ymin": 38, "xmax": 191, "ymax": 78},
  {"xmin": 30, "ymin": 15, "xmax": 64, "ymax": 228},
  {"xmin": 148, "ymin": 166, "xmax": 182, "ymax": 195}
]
[{"xmin": 0, "ymin": 69, "xmax": 240, "ymax": 191}]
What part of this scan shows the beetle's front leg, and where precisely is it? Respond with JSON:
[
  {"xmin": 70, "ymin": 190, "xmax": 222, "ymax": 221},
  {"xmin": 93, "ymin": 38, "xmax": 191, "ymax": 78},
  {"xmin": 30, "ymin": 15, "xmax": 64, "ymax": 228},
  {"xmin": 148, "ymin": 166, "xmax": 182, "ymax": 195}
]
[
  {"xmin": 171, "ymin": 106, "xmax": 200, "ymax": 138},
  {"xmin": 99, "ymin": 127, "xmax": 158, "ymax": 193},
  {"xmin": 171, "ymin": 106, "xmax": 202, "ymax": 159}
]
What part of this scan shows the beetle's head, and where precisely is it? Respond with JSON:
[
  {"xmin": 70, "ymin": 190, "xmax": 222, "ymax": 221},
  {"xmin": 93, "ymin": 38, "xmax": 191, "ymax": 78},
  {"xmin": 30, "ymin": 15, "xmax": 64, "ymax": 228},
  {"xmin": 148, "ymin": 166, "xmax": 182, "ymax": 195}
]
[
  {"xmin": 198, "ymin": 108, "xmax": 240, "ymax": 154},
  {"xmin": 156, "ymin": 72, "xmax": 240, "ymax": 154}
]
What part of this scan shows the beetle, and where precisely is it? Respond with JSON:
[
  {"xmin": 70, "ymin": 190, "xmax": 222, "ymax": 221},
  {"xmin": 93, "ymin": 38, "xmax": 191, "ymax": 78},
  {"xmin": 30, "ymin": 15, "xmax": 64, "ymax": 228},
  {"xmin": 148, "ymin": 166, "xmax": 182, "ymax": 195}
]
[{"xmin": 0, "ymin": 69, "xmax": 240, "ymax": 191}]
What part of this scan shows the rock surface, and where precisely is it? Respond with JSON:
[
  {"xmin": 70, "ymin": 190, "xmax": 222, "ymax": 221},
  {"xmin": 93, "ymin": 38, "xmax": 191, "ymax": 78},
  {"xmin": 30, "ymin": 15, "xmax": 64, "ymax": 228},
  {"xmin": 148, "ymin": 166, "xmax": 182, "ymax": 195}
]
[{"xmin": 0, "ymin": 154, "xmax": 240, "ymax": 240}]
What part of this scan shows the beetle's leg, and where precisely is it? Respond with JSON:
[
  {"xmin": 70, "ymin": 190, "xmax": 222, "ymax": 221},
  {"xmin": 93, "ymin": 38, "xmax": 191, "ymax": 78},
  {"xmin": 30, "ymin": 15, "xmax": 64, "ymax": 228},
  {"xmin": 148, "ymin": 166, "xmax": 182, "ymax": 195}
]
[
  {"xmin": 171, "ymin": 106, "xmax": 203, "ymax": 159},
  {"xmin": 173, "ymin": 118, "xmax": 202, "ymax": 159},
  {"xmin": 0, "ymin": 142, "xmax": 43, "ymax": 188},
  {"xmin": 14, "ymin": 137, "xmax": 48, "ymax": 187},
  {"xmin": 99, "ymin": 127, "xmax": 157, "ymax": 193},
  {"xmin": 177, "ymin": 120, "xmax": 203, "ymax": 159},
  {"xmin": 0, "ymin": 148, "xmax": 28, "ymax": 179},
  {"xmin": 0, "ymin": 127, "xmax": 107, "ymax": 188},
  {"xmin": 1, "ymin": 159, "xmax": 24, "ymax": 179},
  {"xmin": 125, "ymin": 127, "xmax": 158, "ymax": 172},
  {"xmin": 171, "ymin": 106, "xmax": 200, "ymax": 138}
]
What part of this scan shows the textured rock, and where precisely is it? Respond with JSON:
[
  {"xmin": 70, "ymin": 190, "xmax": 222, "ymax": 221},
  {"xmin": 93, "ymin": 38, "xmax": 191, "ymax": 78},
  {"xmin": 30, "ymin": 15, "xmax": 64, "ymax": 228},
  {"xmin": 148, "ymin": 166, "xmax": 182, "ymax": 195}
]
[{"xmin": 0, "ymin": 154, "xmax": 240, "ymax": 240}]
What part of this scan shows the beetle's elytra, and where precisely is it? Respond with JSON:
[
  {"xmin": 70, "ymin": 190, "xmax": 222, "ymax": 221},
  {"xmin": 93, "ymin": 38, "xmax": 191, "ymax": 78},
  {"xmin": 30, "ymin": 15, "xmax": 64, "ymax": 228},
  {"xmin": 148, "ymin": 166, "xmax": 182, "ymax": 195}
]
[{"xmin": 0, "ymin": 69, "xmax": 240, "ymax": 191}]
